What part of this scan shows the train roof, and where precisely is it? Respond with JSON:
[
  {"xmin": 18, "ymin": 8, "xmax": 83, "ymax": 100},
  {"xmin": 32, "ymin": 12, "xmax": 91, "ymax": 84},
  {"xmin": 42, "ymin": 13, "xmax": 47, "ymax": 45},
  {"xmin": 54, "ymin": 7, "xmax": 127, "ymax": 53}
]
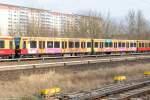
[{"xmin": 0, "ymin": 36, "xmax": 149, "ymax": 41}]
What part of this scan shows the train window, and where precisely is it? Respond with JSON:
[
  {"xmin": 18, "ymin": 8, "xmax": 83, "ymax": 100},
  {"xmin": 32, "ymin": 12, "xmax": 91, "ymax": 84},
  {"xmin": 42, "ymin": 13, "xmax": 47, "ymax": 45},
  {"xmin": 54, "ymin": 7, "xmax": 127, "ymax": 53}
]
[
  {"xmin": 9, "ymin": 41, "xmax": 13, "ymax": 49},
  {"xmin": 118, "ymin": 42, "xmax": 122, "ymax": 48},
  {"xmin": 54, "ymin": 41, "xmax": 60, "ymax": 48},
  {"xmin": 109, "ymin": 42, "xmax": 112, "ymax": 47},
  {"xmin": 75, "ymin": 42, "xmax": 80, "ymax": 48},
  {"xmin": 146, "ymin": 43, "xmax": 148, "ymax": 47},
  {"xmin": 62, "ymin": 42, "xmax": 65, "ymax": 49},
  {"xmin": 95, "ymin": 42, "xmax": 98, "ymax": 48},
  {"xmin": 142, "ymin": 43, "xmax": 144, "ymax": 47},
  {"xmin": 102, "ymin": 42, "xmax": 104, "ymax": 48},
  {"xmin": 23, "ymin": 41, "xmax": 26, "ymax": 49},
  {"xmin": 114, "ymin": 42, "xmax": 117, "ymax": 48},
  {"xmin": 100, "ymin": 42, "xmax": 103, "ymax": 48},
  {"xmin": 130, "ymin": 43, "xmax": 133, "ymax": 47},
  {"xmin": 43, "ymin": 41, "xmax": 45, "ymax": 48},
  {"xmin": 105, "ymin": 42, "xmax": 109, "ymax": 47},
  {"xmin": 47, "ymin": 41, "xmax": 53, "ymax": 48},
  {"xmin": 113, "ymin": 43, "xmax": 115, "ymax": 48},
  {"xmin": 81, "ymin": 42, "xmax": 86, "ymax": 48},
  {"xmin": 87, "ymin": 42, "xmax": 91, "ymax": 48},
  {"xmin": 147, "ymin": 43, "xmax": 149, "ymax": 47},
  {"xmin": 30, "ymin": 41, "xmax": 37, "ymax": 48},
  {"xmin": 139, "ymin": 43, "xmax": 142, "ymax": 47},
  {"xmin": 62, "ymin": 41, "xmax": 67, "ymax": 49},
  {"xmin": 39, "ymin": 41, "xmax": 42, "ymax": 49},
  {"xmin": 14, "ymin": 37, "xmax": 21, "ymax": 49},
  {"xmin": 65, "ymin": 41, "xmax": 67, "ymax": 48},
  {"xmin": 122, "ymin": 43, "xmax": 125, "ymax": 47},
  {"xmin": 84, "ymin": 42, "xmax": 86, "ymax": 48},
  {"xmin": 134, "ymin": 43, "xmax": 136, "ymax": 47},
  {"xmin": 0, "ymin": 40, "xmax": 4, "ymax": 48},
  {"xmin": 126, "ymin": 42, "xmax": 129, "ymax": 48},
  {"xmin": 69, "ymin": 42, "xmax": 74, "ymax": 48}
]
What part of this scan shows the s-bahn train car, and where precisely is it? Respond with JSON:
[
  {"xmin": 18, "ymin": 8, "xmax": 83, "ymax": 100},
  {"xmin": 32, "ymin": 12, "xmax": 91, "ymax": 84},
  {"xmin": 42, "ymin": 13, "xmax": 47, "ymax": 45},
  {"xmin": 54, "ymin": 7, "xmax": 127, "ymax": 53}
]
[
  {"xmin": 93, "ymin": 39, "xmax": 137, "ymax": 54},
  {"xmin": 93, "ymin": 39, "xmax": 117, "ymax": 54},
  {"xmin": 18, "ymin": 37, "xmax": 64, "ymax": 57},
  {"xmin": 114, "ymin": 40, "xmax": 137, "ymax": 53},
  {"xmin": 137, "ymin": 40, "xmax": 150, "ymax": 52},
  {"xmin": 62, "ymin": 38, "xmax": 92, "ymax": 55},
  {"xmin": 0, "ymin": 36, "xmax": 149, "ymax": 58},
  {"xmin": 0, "ymin": 36, "xmax": 14, "ymax": 58},
  {"xmin": 14, "ymin": 37, "xmax": 92, "ymax": 57}
]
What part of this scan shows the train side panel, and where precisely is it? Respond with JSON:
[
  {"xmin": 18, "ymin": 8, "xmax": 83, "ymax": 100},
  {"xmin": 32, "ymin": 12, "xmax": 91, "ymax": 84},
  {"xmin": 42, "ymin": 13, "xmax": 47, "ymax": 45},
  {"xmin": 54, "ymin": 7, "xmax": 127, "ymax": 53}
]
[
  {"xmin": 46, "ymin": 38, "xmax": 62, "ymax": 54},
  {"xmin": 137, "ymin": 40, "xmax": 150, "ymax": 52},
  {"xmin": 0, "ymin": 36, "xmax": 15, "ymax": 58}
]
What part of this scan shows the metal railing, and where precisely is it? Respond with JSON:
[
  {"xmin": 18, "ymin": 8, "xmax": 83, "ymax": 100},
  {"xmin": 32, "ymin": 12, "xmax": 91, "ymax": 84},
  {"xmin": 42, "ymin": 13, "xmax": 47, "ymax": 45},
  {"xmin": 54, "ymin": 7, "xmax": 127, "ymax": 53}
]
[
  {"xmin": 0, "ymin": 52, "xmax": 149, "ymax": 62},
  {"xmin": 0, "ymin": 55, "xmax": 149, "ymax": 71}
]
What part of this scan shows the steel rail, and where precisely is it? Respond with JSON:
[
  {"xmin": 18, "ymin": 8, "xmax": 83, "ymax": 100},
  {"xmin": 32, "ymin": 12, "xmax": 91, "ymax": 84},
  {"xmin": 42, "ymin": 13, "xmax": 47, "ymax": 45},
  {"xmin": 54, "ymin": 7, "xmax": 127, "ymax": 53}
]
[
  {"xmin": 55, "ymin": 77, "xmax": 150, "ymax": 100},
  {"xmin": 106, "ymin": 85, "xmax": 150, "ymax": 100}
]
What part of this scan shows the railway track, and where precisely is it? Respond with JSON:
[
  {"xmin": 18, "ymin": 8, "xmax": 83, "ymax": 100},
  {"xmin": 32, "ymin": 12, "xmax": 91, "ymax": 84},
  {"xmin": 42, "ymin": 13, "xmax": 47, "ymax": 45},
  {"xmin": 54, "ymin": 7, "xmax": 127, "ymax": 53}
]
[
  {"xmin": 108, "ymin": 85, "xmax": 150, "ymax": 100},
  {"xmin": 0, "ymin": 54, "xmax": 149, "ymax": 71},
  {"xmin": 55, "ymin": 77, "xmax": 150, "ymax": 100}
]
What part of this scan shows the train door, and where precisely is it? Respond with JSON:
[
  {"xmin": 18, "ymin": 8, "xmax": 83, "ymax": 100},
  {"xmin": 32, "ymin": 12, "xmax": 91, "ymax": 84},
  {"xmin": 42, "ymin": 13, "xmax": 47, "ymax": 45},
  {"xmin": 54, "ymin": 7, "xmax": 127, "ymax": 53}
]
[
  {"xmin": 62, "ymin": 41, "xmax": 67, "ymax": 54},
  {"xmin": 39, "ymin": 41, "xmax": 45, "ymax": 54},
  {"xmin": 14, "ymin": 37, "xmax": 21, "ymax": 58}
]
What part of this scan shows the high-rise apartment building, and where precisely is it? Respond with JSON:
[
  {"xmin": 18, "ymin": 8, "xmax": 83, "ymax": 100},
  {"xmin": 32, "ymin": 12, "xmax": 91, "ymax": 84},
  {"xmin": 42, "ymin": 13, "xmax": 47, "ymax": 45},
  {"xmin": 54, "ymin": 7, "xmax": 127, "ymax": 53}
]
[{"xmin": 0, "ymin": 3, "xmax": 77, "ymax": 36}]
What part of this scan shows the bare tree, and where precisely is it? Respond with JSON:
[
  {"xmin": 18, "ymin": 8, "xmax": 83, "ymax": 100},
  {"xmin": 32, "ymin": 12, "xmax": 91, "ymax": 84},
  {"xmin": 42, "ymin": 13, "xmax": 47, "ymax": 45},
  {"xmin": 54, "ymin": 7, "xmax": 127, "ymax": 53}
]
[
  {"xmin": 125, "ymin": 10, "xmax": 136, "ymax": 36},
  {"xmin": 124, "ymin": 10, "xmax": 150, "ymax": 39},
  {"xmin": 136, "ymin": 10, "xmax": 149, "ymax": 35}
]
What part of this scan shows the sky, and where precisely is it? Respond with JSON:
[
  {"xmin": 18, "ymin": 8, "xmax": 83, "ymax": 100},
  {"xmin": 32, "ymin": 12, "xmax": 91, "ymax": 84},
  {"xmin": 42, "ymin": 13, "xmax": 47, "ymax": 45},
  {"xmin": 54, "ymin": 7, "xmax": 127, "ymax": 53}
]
[{"xmin": 0, "ymin": 0, "xmax": 150, "ymax": 19}]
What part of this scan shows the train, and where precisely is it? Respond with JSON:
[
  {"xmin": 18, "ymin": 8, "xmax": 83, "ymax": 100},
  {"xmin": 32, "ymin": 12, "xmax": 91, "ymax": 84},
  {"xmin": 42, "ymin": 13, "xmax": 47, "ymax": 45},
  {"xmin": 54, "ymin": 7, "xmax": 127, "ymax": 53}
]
[{"xmin": 0, "ymin": 36, "xmax": 149, "ymax": 58}]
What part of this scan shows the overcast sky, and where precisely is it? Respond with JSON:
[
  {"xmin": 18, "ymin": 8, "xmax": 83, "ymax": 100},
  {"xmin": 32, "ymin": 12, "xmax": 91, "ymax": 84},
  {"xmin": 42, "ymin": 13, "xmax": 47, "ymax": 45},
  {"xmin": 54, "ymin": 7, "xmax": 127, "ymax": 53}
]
[{"xmin": 0, "ymin": 0, "xmax": 150, "ymax": 19}]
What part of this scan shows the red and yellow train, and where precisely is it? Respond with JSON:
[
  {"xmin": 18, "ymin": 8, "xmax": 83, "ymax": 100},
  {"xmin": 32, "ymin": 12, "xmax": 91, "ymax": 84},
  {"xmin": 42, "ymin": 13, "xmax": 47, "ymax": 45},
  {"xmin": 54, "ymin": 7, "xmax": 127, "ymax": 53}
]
[{"xmin": 0, "ymin": 36, "xmax": 149, "ymax": 58}]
